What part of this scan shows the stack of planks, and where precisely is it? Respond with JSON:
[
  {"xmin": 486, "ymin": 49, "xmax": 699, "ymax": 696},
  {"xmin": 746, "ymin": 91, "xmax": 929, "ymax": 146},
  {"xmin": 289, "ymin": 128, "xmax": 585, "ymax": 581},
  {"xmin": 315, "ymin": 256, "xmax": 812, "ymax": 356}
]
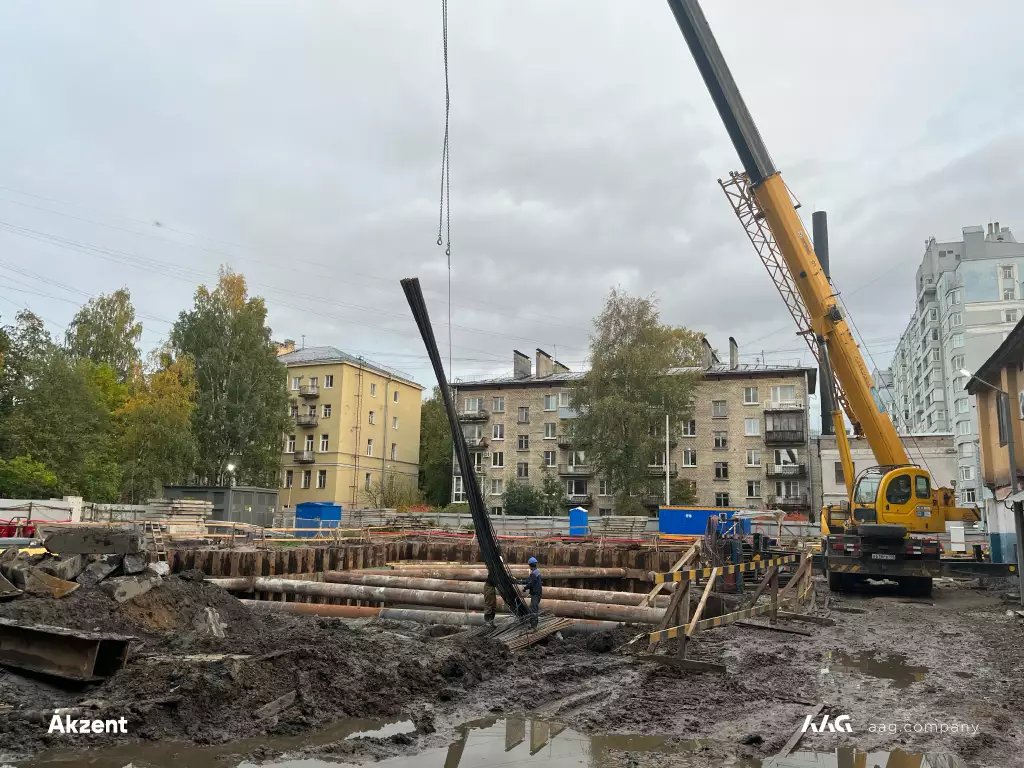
[{"xmin": 143, "ymin": 499, "xmax": 212, "ymax": 536}]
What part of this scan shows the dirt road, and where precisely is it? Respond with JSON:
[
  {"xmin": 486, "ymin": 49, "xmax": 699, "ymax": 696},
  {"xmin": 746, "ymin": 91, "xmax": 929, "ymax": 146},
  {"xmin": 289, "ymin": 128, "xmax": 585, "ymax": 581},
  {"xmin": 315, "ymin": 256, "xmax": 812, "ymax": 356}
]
[{"xmin": 4, "ymin": 576, "xmax": 1022, "ymax": 766}]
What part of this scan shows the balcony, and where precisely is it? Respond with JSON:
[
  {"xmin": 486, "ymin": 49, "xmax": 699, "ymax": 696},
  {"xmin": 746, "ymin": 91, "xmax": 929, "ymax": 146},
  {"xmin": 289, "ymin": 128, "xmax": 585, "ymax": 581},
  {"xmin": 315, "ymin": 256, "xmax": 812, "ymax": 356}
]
[
  {"xmin": 299, "ymin": 384, "xmax": 319, "ymax": 399},
  {"xmin": 764, "ymin": 400, "xmax": 804, "ymax": 411},
  {"xmin": 566, "ymin": 493, "xmax": 593, "ymax": 506},
  {"xmin": 766, "ymin": 493, "xmax": 809, "ymax": 509},
  {"xmin": 465, "ymin": 437, "xmax": 488, "ymax": 451},
  {"xmin": 557, "ymin": 434, "xmax": 575, "ymax": 448},
  {"xmin": 646, "ymin": 462, "xmax": 678, "ymax": 477},
  {"xmin": 458, "ymin": 407, "xmax": 489, "ymax": 422},
  {"xmin": 766, "ymin": 463, "xmax": 807, "ymax": 478},
  {"xmin": 764, "ymin": 429, "xmax": 806, "ymax": 445},
  {"xmin": 294, "ymin": 450, "xmax": 315, "ymax": 464},
  {"xmin": 295, "ymin": 413, "xmax": 319, "ymax": 428},
  {"xmin": 558, "ymin": 464, "xmax": 592, "ymax": 476},
  {"xmin": 641, "ymin": 493, "xmax": 664, "ymax": 508}
]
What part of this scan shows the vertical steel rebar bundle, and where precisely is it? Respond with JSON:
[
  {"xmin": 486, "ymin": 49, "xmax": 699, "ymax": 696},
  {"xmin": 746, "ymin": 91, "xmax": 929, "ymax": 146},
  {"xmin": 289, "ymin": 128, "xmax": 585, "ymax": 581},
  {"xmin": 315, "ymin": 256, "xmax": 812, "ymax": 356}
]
[{"xmin": 401, "ymin": 277, "xmax": 529, "ymax": 617}]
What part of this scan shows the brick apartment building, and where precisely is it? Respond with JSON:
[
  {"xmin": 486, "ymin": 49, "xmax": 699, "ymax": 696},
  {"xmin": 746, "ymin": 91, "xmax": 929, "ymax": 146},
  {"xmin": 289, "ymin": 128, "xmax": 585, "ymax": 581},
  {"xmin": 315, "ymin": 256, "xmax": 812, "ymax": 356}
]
[{"xmin": 451, "ymin": 343, "xmax": 816, "ymax": 516}]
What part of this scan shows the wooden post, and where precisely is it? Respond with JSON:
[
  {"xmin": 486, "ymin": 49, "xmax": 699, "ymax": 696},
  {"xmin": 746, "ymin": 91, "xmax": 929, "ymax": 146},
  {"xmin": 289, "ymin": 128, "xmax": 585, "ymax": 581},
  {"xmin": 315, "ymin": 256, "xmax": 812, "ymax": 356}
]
[
  {"xmin": 676, "ymin": 576, "xmax": 691, "ymax": 658},
  {"xmin": 687, "ymin": 567, "xmax": 719, "ymax": 638},
  {"xmin": 770, "ymin": 566, "xmax": 779, "ymax": 625},
  {"xmin": 640, "ymin": 541, "xmax": 699, "ymax": 607},
  {"xmin": 746, "ymin": 564, "xmax": 776, "ymax": 608}
]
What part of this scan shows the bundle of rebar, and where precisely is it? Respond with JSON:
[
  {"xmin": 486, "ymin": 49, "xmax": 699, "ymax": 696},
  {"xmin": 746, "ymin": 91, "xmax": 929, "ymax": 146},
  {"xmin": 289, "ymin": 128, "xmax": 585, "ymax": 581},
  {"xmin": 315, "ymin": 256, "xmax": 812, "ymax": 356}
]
[{"xmin": 401, "ymin": 277, "xmax": 528, "ymax": 618}]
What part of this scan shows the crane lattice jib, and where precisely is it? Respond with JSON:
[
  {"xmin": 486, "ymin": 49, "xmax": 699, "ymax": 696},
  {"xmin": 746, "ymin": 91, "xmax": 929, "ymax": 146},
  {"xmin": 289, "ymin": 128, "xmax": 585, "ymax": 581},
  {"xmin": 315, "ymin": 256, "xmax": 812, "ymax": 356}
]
[{"xmin": 718, "ymin": 171, "xmax": 852, "ymax": 423}]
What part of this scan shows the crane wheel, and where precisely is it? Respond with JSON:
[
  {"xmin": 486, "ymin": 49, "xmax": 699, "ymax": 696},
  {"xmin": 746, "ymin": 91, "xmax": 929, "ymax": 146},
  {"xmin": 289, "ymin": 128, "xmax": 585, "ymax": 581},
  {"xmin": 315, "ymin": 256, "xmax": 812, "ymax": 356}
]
[
  {"xmin": 827, "ymin": 570, "xmax": 843, "ymax": 592},
  {"xmin": 902, "ymin": 576, "xmax": 933, "ymax": 598}
]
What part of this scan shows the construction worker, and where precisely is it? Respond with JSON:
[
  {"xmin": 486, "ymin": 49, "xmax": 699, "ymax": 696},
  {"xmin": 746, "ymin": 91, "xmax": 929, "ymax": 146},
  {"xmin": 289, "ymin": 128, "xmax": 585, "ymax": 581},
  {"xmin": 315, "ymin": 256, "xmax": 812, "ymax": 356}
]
[
  {"xmin": 522, "ymin": 556, "xmax": 542, "ymax": 629},
  {"xmin": 483, "ymin": 574, "xmax": 497, "ymax": 627}
]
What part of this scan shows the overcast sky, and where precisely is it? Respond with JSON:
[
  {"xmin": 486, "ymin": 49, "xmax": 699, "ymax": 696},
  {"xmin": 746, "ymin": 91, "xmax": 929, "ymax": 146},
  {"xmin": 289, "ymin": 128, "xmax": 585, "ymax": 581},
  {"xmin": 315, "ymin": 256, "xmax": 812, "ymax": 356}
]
[{"xmin": 1, "ymin": 1, "xmax": 1023, "ymax": 404}]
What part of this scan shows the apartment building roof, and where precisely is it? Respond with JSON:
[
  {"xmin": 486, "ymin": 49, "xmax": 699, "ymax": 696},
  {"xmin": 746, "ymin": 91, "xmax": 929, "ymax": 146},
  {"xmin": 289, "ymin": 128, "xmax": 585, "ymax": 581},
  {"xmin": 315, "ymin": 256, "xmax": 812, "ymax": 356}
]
[{"xmin": 278, "ymin": 346, "xmax": 422, "ymax": 389}]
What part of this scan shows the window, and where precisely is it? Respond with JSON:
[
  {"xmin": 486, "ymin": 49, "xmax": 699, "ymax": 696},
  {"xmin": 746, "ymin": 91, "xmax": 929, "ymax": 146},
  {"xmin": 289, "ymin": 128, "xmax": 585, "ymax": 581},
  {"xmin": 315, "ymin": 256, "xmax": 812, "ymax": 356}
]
[
  {"xmin": 915, "ymin": 475, "xmax": 930, "ymax": 499},
  {"xmin": 959, "ymin": 466, "xmax": 974, "ymax": 482},
  {"xmin": 368, "ymin": 411, "xmax": 375, "ymax": 425},
  {"xmin": 309, "ymin": 376, "xmax": 318, "ymax": 387},
  {"xmin": 284, "ymin": 470, "xmax": 293, "ymax": 488},
  {"xmin": 936, "ymin": 410, "xmax": 946, "ymax": 422},
  {"xmin": 491, "ymin": 507, "xmax": 503, "ymax": 516},
  {"xmin": 291, "ymin": 376, "xmax": 301, "ymax": 390},
  {"xmin": 947, "ymin": 312, "xmax": 962, "ymax": 330},
  {"xmin": 517, "ymin": 435, "xmax": 529, "ymax": 451},
  {"xmin": 951, "ymin": 354, "xmax": 965, "ymax": 370},
  {"xmin": 308, "ymin": 404, "xmax": 317, "ymax": 416},
  {"xmin": 518, "ymin": 407, "xmax": 530, "ymax": 423},
  {"xmin": 958, "ymin": 442, "xmax": 974, "ymax": 458},
  {"xmin": 544, "ymin": 423, "xmax": 557, "ymax": 439},
  {"xmin": 464, "ymin": 424, "xmax": 483, "ymax": 444},
  {"xmin": 712, "ymin": 400, "xmax": 728, "ymax": 418},
  {"xmin": 566, "ymin": 478, "xmax": 588, "ymax": 497},
  {"xmin": 599, "ymin": 508, "xmax": 612, "ymax": 516},
  {"xmin": 955, "ymin": 398, "xmax": 969, "ymax": 414},
  {"xmin": 322, "ymin": 404, "xmax": 332, "ymax": 418},
  {"xmin": 884, "ymin": 475, "xmax": 911, "ymax": 505},
  {"xmin": 391, "ymin": 443, "xmax": 397, "ymax": 461},
  {"xmin": 392, "ymin": 416, "xmax": 399, "ymax": 430},
  {"xmin": 776, "ymin": 480, "xmax": 801, "ymax": 498},
  {"xmin": 746, "ymin": 449, "xmax": 760, "ymax": 467},
  {"xmin": 774, "ymin": 448, "xmax": 799, "ymax": 465},
  {"xmin": 492, "ymin": 451, "xmax": 504, "ymax": 468},
  {"xmin": 453, "ymin": 476, "xmax": 465, "ymax": 502},
  {"xmin": 963, "ymin": 488, "xmax": 977, "ymax": 504},
  {"xmin": 714, "ymin": 462, "xmax": 729, "ymax": 480},
  {"xmin": 324, "ymin": 375, "xmax": 334, "ymax": 388},
  {"xmin": 370, "ymin": 383, "xmax": 377, "ymax": 397},
  {"xmin": 743, "ymin": 386, "xmax": 759, "ymax": 405},
  {"xmin": 683, "ymin": 448, "xmax": 697, "ymax": 467},
  {"xmin": 715, "ymin": 492, "xmax": 730, "ymax": 507},
  {"xmin": 744, "ymin": 418, "xmax": 760, "ymax": 436},
  {"xmin": 957, "ymin": 420, "xmax": 971, "ymax": 436},
  {"xmin": 682, "ymin": 420, "xmax": 696, "ymax": 437},
  {"xmin": 543, "ymin": 450, "xmax": 556, "ymax": 467},
  {"xmin": 465, "ymin": 397, "xmax": 482, "ymax": 413},
  {"xmin": 508, "ymin": 460, "xmax": 526, "ymax": 480},
  {"xmin": 492, "ymin": 424, "xmax": 504, "ymax": 440},
  {"xmin": 544, "ymin": 394, "xmax": 557, "ymax": 411},
  {"xmin": 290, "ymin": 404, "xmax": 299, "ymax": 417},
  {"xmin": 317, "ymin": 469, "xmax": 327, "ymax": 489},
  {"xmin": 490, "ymin": 479, "xmax": 503, "ymax": 496},
  {"xmin": 928, "ymin": 308, "xmax": 939, "ymax": 322},
  {"xmin": 493, "ymin": 396, "xmax": 505, "ymax": 413},
  {"xmin": 930, "ymin": 349, "xmax": 940, "ymax": 362},
  {"xmin": 1003, "ymin": 266, "xmax": 1015, "ymax": 279},
  {"xmin": 714, "ymin": 431, "xmax": 728, "ymax": 450},
  {"xmin": 568, "ymin": 450, "xmax": 586, "ymax": 467},
  {"xmin": 746, "ymin": 480, "xmax": 760, "ymax": 498},
  {"xmin": 599, "ymin": 479, "xmax": 611, "ymax": 496},
  {"xmin": 559, "ymin": 392, "xmax": 570, "ymax": 408},
  {"xmin": 305, "ymin": 434, "xmax": 314, "ymax": 451},
  {"xmin": 949, "ymin": 289, "xmax": 962, "ymax": 306},
  {"xmin": 953, "ymin": 376, "xmax": 966, "ymax": 392},
  {"xmin": 301, "ymin": 470, "xmax": 311, "ymax": 489},
  {"xmin": 365, "ymin": 439, "xmax": 374, "ymax": 456},
  {"xmin": 286, "ymin": 435, "xmax": 296, "ymax": 453},
  {"xmin": 320, "ymin": 434, "xmax": 329, "ymax": 451},
  {"xmin": 951, "ymin": 333, "xmax": 964, "ymax": 348},
  {"xmin": 1005, "ymin": 288, "xmax": 1017, "ymax": 301},
  {"xmin": 1007, "ymin": 310, "xmax": 1019, "ymax": 323},
  {"xmin": 471, "ymin": 452, "xmax": 483, "ymax": 471},
  {"xmin": 770, "ymin": 385, "xmax": 797, "ymax": 404},
  {"xmin": 393, "ymin": 390, "xmax": 399, "ymax": 403},
  {"xmin": 834, "ymin": 461, "xmax": 854, "ymax": 484}
]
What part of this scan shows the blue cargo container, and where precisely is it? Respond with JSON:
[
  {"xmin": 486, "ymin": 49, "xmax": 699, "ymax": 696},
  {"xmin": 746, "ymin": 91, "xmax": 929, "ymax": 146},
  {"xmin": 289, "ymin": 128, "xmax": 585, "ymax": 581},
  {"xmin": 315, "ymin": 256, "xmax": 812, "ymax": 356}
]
[
  {"xmin": 658, "ymin": 506, "xmax": 751, "ymax": 536},
  {"xmin": 294, "ymin": 502, "xmax": 342, "ymax": 538}
]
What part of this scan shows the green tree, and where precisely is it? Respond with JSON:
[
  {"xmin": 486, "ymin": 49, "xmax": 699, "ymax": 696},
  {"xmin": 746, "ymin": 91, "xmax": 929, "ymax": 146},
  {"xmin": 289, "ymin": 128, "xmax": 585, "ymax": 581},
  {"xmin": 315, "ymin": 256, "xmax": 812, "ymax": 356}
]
[
  {"xmin": 361, "ymin": 471, "xmax": 421, "ymax": 509},
  {"xmin": 0, "ymin": 311, "xmax": 55, "ymax": 430},
  {"xmin": 170, "ymin": 268, "xmax": 289, "ymax": 487},
  {"xmin": 536, "ymin": 470, "xmax": 567, "ymax": 516},
  {"xmin": 570, "ymin": 288, "xmax": 703, "ymax": 514},
  {"xmin": 64, "ymin": 288, "xmax": 142, "ymax": 382},
  {"xmin": 502, "ymin": 479, "xmax": 544, "ymax": 516},
  {"xmin": 4, "ymin": 351, "xmax": 126, "ymax": 502},
  {"xmin": 418, "ymin": 387, "xmax": 453, "ymax": 507},
  {"xmin": 0, "ymin": 455, "xmax": 60, "ymax": 499},
  {"xmin": 119, "ymin": 351, "xmax": 198, "ymax": 502}
]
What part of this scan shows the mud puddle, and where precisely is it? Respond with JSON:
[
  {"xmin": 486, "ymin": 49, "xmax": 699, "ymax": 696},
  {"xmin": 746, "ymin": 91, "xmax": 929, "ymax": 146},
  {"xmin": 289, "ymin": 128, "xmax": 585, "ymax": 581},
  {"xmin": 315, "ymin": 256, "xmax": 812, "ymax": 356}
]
[
  {"xmin": 16, "ymin": 716, "xmax": 415, "ymax": 767},
  {"xmin": 822, "ymin": 649, "xmax": 928, "ymax": 688},
  {"xmin": 753, "ymin": 748, "xmax": 967, "ymax": 766}
]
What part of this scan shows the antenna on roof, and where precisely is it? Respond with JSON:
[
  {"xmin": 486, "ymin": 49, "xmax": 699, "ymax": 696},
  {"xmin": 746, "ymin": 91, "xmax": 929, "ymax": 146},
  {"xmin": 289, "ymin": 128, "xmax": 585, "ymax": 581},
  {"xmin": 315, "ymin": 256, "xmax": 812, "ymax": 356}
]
[{"xmin": 301, "ymin": 334, "xmax": 306, "ymax": 350}]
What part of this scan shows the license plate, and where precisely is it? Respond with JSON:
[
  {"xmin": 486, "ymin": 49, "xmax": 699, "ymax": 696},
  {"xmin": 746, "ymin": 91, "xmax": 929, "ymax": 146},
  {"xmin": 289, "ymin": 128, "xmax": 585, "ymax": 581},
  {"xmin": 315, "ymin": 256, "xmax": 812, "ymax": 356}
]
[{"xmin": 871, "ymin": 553, "xmax": 897, "ymax": 561}]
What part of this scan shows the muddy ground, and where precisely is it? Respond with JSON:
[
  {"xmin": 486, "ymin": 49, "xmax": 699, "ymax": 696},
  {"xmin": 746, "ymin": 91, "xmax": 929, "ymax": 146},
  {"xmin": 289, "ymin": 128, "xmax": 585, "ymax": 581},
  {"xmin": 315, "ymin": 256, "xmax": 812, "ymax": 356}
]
[{"xmin": 1, "ymin": 574, "xmax": 1022, "ymax": 766}]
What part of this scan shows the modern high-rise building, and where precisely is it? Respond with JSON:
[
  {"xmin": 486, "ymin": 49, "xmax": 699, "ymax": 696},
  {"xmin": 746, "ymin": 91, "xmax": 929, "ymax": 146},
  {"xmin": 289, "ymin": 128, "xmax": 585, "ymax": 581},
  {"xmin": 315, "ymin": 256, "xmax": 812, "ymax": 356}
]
[{"xmin": 889, "ymin": 223, "xmax": 1024, "ymax": 506}]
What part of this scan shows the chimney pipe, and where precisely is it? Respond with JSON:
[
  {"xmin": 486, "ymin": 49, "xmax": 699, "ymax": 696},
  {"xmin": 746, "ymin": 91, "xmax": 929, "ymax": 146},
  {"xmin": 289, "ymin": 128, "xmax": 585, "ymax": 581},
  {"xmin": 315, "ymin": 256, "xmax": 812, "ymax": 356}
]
[
  {"xmin": 535, "ymin": 348, "xmax": 553, "ymax": 378},
  {"xmin": 813, "ymin": 211, "xmax": 835, "ymax": 436},
  {"xmin": 513, "ymin": 350, "xmax": 532, "ymax": 380},
  {"xmin": 728, "ymin": 337, "xmax": 739, "ymax": 370}
]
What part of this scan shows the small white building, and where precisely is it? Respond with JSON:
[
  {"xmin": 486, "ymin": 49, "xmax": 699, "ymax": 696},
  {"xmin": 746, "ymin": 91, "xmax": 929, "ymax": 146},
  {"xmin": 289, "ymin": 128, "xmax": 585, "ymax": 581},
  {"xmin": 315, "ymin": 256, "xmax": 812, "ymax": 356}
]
[{"xmin": 812, "ymin": 433, "xmax": 959, "ymax": 510}]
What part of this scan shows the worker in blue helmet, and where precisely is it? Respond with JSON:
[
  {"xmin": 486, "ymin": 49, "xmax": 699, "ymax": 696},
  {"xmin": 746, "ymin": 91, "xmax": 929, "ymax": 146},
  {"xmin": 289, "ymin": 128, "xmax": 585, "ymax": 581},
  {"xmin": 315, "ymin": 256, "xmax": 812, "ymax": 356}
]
[{"xmin": 521, "ymin": 557, "xmax": 542, "ymax": 629}]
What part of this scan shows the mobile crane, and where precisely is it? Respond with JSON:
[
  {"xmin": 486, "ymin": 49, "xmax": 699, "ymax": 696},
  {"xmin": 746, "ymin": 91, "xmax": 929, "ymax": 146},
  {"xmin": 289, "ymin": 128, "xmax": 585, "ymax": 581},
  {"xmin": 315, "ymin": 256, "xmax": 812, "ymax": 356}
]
[{"xmin": 666, "ymin": 0, "xmax": 979, "ymax": 596}]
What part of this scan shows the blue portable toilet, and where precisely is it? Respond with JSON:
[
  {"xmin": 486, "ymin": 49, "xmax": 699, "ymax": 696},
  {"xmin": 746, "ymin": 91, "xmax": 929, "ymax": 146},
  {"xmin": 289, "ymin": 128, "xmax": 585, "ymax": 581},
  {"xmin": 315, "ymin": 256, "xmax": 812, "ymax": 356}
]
[
  {"xmin": 295, "ymin": 502, "xmax": 342, "ymax": 538},
  {"xmin": 568, "ymin": 507, "xmax": 589, "ymax": 536}
]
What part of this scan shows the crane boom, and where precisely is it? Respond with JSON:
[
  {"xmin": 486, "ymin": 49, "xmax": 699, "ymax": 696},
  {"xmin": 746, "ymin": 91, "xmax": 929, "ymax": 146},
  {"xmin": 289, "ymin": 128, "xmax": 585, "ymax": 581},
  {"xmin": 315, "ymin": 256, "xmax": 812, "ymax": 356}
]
[{"xmin": 666, "ymin": 0, "xmax": 909, "ymax": 468}]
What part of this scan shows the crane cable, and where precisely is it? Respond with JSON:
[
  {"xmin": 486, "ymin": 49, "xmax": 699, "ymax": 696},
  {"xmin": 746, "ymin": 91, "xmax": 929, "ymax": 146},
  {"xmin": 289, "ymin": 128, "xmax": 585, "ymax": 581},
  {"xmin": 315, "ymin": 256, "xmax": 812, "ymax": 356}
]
[{"xmin": 436, "ymin": 0, "xmax": 453, "ymax": 376}]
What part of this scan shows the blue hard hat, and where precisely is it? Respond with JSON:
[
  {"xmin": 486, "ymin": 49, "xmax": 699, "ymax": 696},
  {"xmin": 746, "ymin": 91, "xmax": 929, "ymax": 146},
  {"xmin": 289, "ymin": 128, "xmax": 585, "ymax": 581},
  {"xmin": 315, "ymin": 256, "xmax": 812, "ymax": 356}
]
[{"xmin": 527, "ymin": 557, "xmax": 538, "ymax": 565}]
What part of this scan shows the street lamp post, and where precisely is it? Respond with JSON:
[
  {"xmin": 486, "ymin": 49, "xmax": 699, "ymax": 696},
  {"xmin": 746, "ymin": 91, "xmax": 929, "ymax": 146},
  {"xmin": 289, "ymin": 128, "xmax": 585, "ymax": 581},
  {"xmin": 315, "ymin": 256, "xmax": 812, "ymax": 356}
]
[{"xmin": 962, "ymin": 369, "xmax": 1024, "ymax": 601}]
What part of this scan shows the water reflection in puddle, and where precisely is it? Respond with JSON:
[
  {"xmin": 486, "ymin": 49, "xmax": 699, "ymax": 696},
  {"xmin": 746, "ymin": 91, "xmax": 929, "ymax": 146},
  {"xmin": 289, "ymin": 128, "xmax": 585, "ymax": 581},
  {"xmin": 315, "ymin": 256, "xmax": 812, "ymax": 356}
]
[
  {"xmin": 822, "ymin": 650, "xmax": 929, "ymax": 688},
  {"xmin": 750, "ymin": 747, "xmax": 966, "ymax": 767}
]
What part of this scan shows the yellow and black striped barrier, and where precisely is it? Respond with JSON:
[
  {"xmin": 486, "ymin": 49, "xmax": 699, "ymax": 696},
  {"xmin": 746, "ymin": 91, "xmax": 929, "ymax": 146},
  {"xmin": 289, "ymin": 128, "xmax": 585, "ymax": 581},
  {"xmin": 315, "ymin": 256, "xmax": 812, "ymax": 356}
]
[
  {"xmin": 653, "ymin": 554, "xmax": 798, "ymax": 583},
  {"xmin": 648, "ymin": 601, "xmax": 774, "ymax": 642}
]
